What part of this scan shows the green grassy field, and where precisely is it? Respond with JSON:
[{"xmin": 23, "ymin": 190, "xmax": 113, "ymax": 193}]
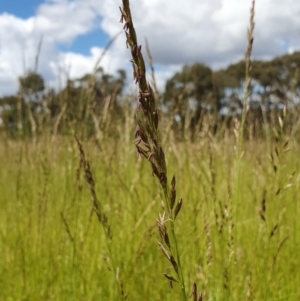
[
  {"xmin": 1, "ymin": 1, "xmax": 300, "ymax": 300},
  {"xmin": 0, "ymin": 130, "xmax": 299, "ymax": 301}
]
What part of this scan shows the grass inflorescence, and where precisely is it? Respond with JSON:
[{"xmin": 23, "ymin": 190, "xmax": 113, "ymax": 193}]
[{"xmin": 120, "ymin": 1, "xmax": 190, "ymax": 299}]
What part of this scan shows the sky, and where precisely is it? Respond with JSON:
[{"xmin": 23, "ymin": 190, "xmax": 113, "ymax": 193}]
[{"xmin": 0, "ymin": 0, "xmax": 300, "ymax": 96}]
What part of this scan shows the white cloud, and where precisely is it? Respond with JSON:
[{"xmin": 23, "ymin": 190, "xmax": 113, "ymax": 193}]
[
  {"xmin": 53, "ymin": 46, "xmax": 125, "ymax": 79},
  {"xmin": 35, "ymin": 0, "xmax": 98, "ymax": 42},
  {"xmin": 1, "ymin": 0, "xmax": 300, "ymax": 96}
]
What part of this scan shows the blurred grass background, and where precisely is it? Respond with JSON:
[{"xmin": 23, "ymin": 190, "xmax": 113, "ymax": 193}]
[{"xmin": 0, "ymin": 129, "xmax": 299, "ymax": 300}]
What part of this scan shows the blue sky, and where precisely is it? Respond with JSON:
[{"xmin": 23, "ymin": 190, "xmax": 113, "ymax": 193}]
[
  {"xmin": 0, "ymin": 0, "xmax": 41, "ymax": 18},
  {"xmin": 58, "ymin": 21, "xmax": 110, "ymax": 55},
  {"xmin": 0, "ymin": 0, "xmax": 110, "ymax": 54},
  {"xmin": 0, "ymin": 0, "xmax": 300, "ymax": 96}
]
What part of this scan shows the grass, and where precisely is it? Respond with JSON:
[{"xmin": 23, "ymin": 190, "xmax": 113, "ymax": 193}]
[
  {"xmin": 121, "ymin": 0, "xmax": 188, "ymax": 298},
  {"xmin": 0, "ymin": 132, "xmax": 299, "ymax": 300}
]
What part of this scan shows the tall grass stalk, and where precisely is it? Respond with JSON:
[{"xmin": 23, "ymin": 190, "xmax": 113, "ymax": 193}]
[
  {"xmin": 120, "ymin": 0, "xmax": 187, "ymax": 299},
  {"xmin": 238, "ymin": 0, "xmax": 255, "ymax": 156},
  {"xmin": 75, "ymin": 136, "xmax": 127, "ymax": 300},
  {"xmin": 222, "ymin": 1, "xmax": 256, "ymax": 298}
]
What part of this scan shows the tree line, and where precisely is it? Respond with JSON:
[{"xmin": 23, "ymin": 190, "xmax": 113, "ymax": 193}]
[{"xmin": 1, "ymin": 51, "xmax": 300, "ymax": 140}]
